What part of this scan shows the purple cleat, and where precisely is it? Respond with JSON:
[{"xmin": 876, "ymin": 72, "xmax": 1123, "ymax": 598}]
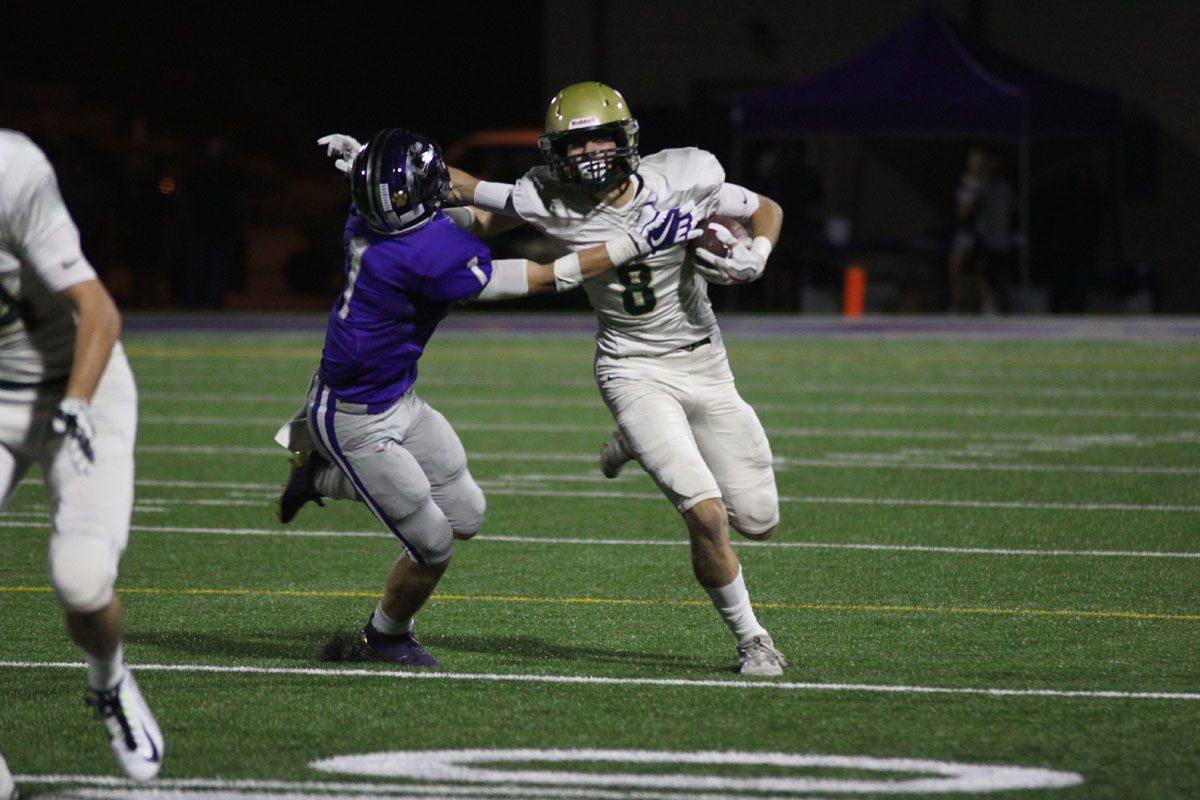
[{"xmin": 360, "ymin": 620, "xmax": 439, "ymax": 666}]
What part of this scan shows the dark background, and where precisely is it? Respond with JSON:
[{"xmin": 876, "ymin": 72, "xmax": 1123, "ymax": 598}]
[{"xmin": 2, "ymin": 1, "xmax": 1196, "ymax": 313}]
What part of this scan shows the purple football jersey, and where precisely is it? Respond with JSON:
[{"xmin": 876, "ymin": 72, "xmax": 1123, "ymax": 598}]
[{"xmin": 318, "ymin": 212, "xmax": 493, "ymax": 411}]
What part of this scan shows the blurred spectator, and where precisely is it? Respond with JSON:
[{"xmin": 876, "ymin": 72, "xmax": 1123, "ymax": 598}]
[
  {"xmin": 182, "ymin": 136, "xmax": 246, "ymax": 309},
  {"xmin": 948, "ymin": 147, "xmax": 1015, "ymax": 313}
]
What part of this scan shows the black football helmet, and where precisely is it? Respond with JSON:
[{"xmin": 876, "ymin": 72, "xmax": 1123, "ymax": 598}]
[{"xmin": 350, "ymin": 129, "xmax": 450, "ymax": 234}]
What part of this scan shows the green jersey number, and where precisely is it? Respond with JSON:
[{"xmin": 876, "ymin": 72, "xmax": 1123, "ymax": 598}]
[{"xmin": 616, "ymin": 264, "xmax": 656, "ymax": 316}]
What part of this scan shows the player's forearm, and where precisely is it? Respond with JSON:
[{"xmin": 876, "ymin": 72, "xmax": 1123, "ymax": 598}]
[
  {"xmin": 62, "ymin": 280, "xmax": 121, "ymax": 401},
  {"xmin": 480, "ymin": 236, "xmax": 639, "ymax": 301},
  {"xmin": 523, "ymin": 242, "xmax": 619, "ymax": 295},
  {"xmin": 447, "ymin": 167, "xmax": 480, "ymax": 207},
  {"xmin": 448, "ymin": 167, "xmax": 518, "ymax": 215},
  {"xmin": 748, "ymin": 193, "xmax": 783, "ymax": 246}
]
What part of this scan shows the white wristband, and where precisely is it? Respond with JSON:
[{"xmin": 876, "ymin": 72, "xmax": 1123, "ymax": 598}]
[
  {"xmin": 604, "ymin": 234, "xmax": 641, "ymax": 266},
  {"xmin": 552, "ymin": 252, "xmax": 583, "ymax": 292},
  {"xmin": 473, "ymin": 181, "xmax": 515, "ymax": 213},
  {"xmin": 750, "ymin": 236, "xmax": 773, "ymax": 262}
]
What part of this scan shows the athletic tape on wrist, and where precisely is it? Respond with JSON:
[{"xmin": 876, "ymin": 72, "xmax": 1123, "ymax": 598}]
[
  {"xmin": 552, "ymin": 252, "xmax": 583, "ymax": 292},
  {"xmin": 605, "ymin": 234, "xmax": 641, "ymax": 266},
  {"xmin": 751, "ymin": 236, "xmax": 773, "ymax": 262}
]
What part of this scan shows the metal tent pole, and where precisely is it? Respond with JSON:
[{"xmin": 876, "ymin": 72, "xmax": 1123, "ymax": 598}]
[{"xmin": 1018, "ymin": 118, "xmax": 1033, "ymax": 310}]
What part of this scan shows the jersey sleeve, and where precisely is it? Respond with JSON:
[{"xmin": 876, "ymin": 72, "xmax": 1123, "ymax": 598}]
[
  {"xmin": 641, "ymin": 147, "xmax": 727, "ymax": 211},
  {"xmin": 685, "ymin": 149, "xmax": 726, "ymax": 206},
  {"xmin": 714, "ymin": 182, "xmax": 760, "ymax": 220},
  {"xmin": 418, "ymin": 232, "xmax": 494, "ymax": 303},
  {"xmin": 1, "ymin": 138, "xmax": 97, "ymax": 293},
  {"xmin": 511, "ymin": 168, "xmax": 553, "ymax": 227}
]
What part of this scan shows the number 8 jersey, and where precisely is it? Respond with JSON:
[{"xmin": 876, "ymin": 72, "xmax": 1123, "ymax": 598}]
[{"xmin": 512, "ymin": 147, "xmax": 724, "ymax": 358}]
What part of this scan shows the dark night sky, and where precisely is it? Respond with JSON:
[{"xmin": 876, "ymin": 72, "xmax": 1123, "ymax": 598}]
[{"xmin": 0, "ymin": 4, "xmax": 545, "ymax": 168}]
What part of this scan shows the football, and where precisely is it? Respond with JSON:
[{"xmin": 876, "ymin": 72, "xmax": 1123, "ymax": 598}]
[{"xmin": 691, "ymin": 215, "xmax": 751, "ymax": 260}]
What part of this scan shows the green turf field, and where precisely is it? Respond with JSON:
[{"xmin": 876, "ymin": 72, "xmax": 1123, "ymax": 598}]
[{"xmin": 2, "ymin": 330, "xmax": 1198, "ymax": 798}]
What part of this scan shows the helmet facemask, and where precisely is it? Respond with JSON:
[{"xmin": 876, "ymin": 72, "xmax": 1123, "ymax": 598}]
[{"xmin": 539, "ymin": 119, "xmax": 640, "ymax": 193}]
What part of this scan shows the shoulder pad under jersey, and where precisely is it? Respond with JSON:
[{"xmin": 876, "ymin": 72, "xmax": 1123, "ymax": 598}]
[
  {"xmin": 638, "ymin": 147, "xmax": 726, "ymax": 204},
  {"xmin": 512, "ymin": 165, "xmax": 596, "ymax": 235}
]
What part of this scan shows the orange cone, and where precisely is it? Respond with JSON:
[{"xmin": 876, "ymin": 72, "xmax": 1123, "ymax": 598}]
[{"xmin": 843, "ymin": 264, "xmax": 866, "ymax": 318}]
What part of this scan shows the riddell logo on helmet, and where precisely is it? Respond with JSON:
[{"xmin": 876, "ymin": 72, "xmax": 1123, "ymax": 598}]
[{"xmin": 568, "ymin": 116, "xmax": 601, "ymax": 129}]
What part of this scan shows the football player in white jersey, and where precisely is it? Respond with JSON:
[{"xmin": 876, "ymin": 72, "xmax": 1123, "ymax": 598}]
[
  {"xmin": 317, "ymin": 82, "xmax": 785, "ymax": 675},
  {"xmin": 0, "ymin": 131, "xmax": 163, "ymax": 780}
]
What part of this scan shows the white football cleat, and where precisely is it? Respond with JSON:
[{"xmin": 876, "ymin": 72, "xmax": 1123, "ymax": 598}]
[
  {"xmin": 86, "ymin": 671, "xmax": 164, "ymax": 781},
  {"xmin": 0, "ymin": 750, "xmax": 16, "ymax": 800},
  {"xmin": 599, "ymin": 429, "xmax": 633, "ymax": 479},
  {"xmin": 737, "ymin": 634, "xmax": 787, "ymax": 677}
]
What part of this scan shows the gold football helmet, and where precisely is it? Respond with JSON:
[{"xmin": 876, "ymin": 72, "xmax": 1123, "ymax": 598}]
[{"xmin": 539, "ymin": 81, "xmax": 640, "ymax": 191}]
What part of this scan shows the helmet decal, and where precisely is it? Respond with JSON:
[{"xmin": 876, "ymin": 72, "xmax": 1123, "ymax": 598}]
[
  {"xmin": 350, "ymin": 129, "xmax": 449, "ymax": 234},
  {"xmin": 568, "ymin": 116, "xmax": 601, "ymax": 129}
]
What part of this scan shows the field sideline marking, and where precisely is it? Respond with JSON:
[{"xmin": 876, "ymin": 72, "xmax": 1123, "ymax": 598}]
[
  {"xmin": 3, "ymin": 520, "xmax": 1198, "ymax": 560},
  {"xmin": 3, "ymin": 659, "xmax": 1197, "ymax": 701},
  {"xmin": 3, "ymin": 585, "xmax": 1196, "ymax": 621}
]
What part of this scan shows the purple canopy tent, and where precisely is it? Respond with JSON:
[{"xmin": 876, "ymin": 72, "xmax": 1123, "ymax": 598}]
[{"xmin": 732, "ymin": 8, "xmax": 1122, "ymax": 303}]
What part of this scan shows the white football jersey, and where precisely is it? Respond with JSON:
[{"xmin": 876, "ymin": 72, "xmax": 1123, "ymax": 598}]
[
  {"xmin": 0, "ymin": 131, "xmax": 98, "ymax": 384},
  {"xmin": 513, "ymin": 147, "xmax": 725, "ymax": 357}
]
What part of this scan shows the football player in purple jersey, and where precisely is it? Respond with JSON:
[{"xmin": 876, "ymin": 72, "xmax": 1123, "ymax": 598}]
[{"xmin": 275, "ymin": 129, "xmax": 697, "ymax": 666}]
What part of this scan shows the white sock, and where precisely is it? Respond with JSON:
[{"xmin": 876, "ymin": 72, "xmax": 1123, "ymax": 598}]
[
  {"xmin": 85, "ymin": 644, "xmax": 126, "ymax": 691},
  {"xmin": 371, "ymin": 602, "xmax": 413, "ymax": 635},
  {"xmin": 705, "ymin": 567, "xmax": 768, "ymax": 645},
  {"xmin": 315, "ymin": 464, "xmax": 359, "ymax": 501}
]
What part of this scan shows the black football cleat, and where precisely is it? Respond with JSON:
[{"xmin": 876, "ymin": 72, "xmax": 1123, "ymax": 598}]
[{"xmin": 278, "ymin": 451, "xmax": 327, "ymax": 524}]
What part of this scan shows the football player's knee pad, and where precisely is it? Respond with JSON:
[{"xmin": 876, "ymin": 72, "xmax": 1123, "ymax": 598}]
[
  {"xmin": 49, "ymin": 533, "xmax": 119, "ymax": 613},
  {"xmin": 399, "ymin": 497, "xmax": 454, "ymax": 565},
  {"xmin": 728, "ymin": 488, "xmax": 780, "ymax": 540},
  {"xmin": 444, "ymin": 474, "xmax": 486, "ymax": 540}
]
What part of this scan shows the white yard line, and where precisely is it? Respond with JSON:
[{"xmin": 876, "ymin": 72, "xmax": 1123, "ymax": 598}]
[
  {"xmin": 479, "ymin": 487, "xmax": 1200, "ymax": 512},
  {"xmin": 772, "ymin": 457, "xmax": 1200, "ymax": 475},
  {"xmin": 132, "ymin": 445, "xmax": 1200, "ymax": 476},
  {"xmin": 1, "ymin": 774, "xmax": 765, "ymax": 800},
  {"xmin": 136, "ymin": 382, "xmax": 1200, "ymax": 401},
  {"xmin": 135, "ymin": 416, "xmax": 1200, "ymax": 445},
  {"xmin": 2, "ymin": 660, "xmax": 1196, "ymax": 701},
  {"xmin": 7, "ymin": 477, "xmax": 1197, "ymax": 512},
  {"xmin": 136, "ymin": 397, "xmax": 1200, "ymax": 420},
  {"xmin": 1, "ymin": 519, "xmax": 1196, "ymax": 559}
]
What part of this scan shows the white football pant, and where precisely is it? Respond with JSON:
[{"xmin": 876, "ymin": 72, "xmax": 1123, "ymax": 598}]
[
  {"xmin": 595, "ymin": 338, "xmax": 779, "ymax": 536},
  {"xmin": 0, "ymin": 345, "xmax": 136, "ymax": 612}
]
